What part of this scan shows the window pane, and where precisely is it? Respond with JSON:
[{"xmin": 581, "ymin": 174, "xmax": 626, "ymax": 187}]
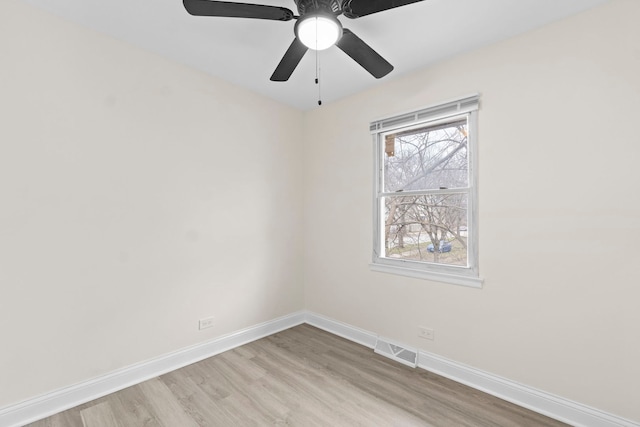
[
  {"xmin": 383, "ymin": 193, "xmax": 468, "ymax": 267},
  {"xmin": 384, "ymin": 119, "xmax": 468, "ymax": 192}
]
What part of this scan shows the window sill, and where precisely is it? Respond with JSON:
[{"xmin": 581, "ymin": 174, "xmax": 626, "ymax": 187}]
[{"xmin": 369, "ymin": 263, "xmax": 483, "ymax": 288}]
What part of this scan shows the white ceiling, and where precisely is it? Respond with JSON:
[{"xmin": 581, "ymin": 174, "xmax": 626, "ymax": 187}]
[{"xmin": 20, "ymin": 0, "xmax": 609, "ymax": 111}]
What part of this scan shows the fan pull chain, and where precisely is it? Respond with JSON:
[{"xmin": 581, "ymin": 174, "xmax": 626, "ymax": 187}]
[
  {"xmin": 314, "ymin": 20, "xmax": 322, "ymax": 106},
  {"xmin": 315, "ymin": 49, "xmax": 322, "ymax": 106}
]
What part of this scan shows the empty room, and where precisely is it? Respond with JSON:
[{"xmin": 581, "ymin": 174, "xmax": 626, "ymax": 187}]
[{"xmin": 1, "ymin": 0, "xmax": 639, "ymax": 426}]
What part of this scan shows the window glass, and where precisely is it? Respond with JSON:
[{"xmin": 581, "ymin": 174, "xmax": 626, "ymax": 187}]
[
  {"xmin": 383, "ymin": 193, "xmax": 467, "ymax": 267},
  {"xmin": 384, "ymin": 119, "xmax": 468, "ymax": 192}
]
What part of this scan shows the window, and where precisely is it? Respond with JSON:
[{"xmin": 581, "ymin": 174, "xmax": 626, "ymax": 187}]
[{"xmin": 370, "ymin": 95, "xmax": 482, "ymax": 287}]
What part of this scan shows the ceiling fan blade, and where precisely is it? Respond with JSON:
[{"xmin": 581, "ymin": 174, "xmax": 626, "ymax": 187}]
[
  {"xmin": 336, "ymin": 29, "xmax": 393, "ymax": 79},
  {"xmin": 270, "ymin": 38, "xmax": 308, "ymax": 82},
  {"xmin": 342, "ymin": 0, "xmax": 424, "ymax": 19},
  {"xmin": 183, "ymin": 0, "xmax": 294, "ymax": 21}
]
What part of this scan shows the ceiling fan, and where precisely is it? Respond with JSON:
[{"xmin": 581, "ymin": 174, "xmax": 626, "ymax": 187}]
[{"xmin": 183, "ymin": 0, "xmax": 425, "ymax": 82}]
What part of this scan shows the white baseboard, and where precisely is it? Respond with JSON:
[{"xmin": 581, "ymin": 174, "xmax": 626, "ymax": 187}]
[
  {"xmin": 418, "ymin": 350, "xmax": 639, "ymax": 427},
  {"xmin": 304, "ymin": 311, "xmax": 378, "ymax": 349},
  {"xmin": 0, "ymin": 311, "xmax": 306, "ymax": 427},
  {"xmin": 2, "ymin": 310, "xmax": 638, "ymax": 427}
]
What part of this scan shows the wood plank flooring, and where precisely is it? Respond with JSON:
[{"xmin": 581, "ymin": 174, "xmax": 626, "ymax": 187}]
[{"xmin": 27, "ymin": 324, "xmax": 568, "ymax": 426}]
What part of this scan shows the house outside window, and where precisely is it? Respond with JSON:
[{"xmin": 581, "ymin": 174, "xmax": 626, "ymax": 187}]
[{"xmin": 370, "ymin": 95, "xmax": 482, "ymax": 288}]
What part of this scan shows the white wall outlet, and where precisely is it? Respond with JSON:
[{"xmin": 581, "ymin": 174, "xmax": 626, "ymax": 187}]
[
  {"xmin": 418, "ymin": 326, "xmax": 435, "ymax": 341},
  {"xmin": 199, "ymin": 317, "xmax": 215, "ymax": 330}
]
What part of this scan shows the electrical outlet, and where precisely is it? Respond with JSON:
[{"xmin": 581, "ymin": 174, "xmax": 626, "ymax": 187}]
[
  {"xmin": 199, "ymin": 317, "xmax": 214, "ymax": 330},
  {"xmin": 418, "ymin": 326, "xmax": 434, "ymax": 341}
]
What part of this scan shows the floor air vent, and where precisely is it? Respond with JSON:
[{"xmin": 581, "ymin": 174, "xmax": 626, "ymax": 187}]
[{"xmin": 374, "ymin": 337, "xmax": 418, "ymax": 368}]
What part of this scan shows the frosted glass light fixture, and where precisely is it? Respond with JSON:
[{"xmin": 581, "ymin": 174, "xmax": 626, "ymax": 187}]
[{"xmin": 295, "ymin": 15, "xmax": 343, "ymax": 50}]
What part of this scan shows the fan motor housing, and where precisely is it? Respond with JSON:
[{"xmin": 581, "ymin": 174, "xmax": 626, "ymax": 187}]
[{"xmin": 295, "ymin": 0, "xmax": 341, "ymax": 15}]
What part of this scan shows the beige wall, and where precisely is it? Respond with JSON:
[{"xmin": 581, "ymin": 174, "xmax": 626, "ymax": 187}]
[
  {"xmin": 0, "ymin": 0, "xmax": 304, "ymax": 408},
  {"xmin": 303, "ymin": 0, "xmax": 640, "ymax": 422}
]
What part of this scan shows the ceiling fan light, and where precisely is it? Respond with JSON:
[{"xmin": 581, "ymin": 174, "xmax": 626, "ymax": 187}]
[{"xmin": 296, "ymin": 15, "xmax": 342, "ymax": 51}]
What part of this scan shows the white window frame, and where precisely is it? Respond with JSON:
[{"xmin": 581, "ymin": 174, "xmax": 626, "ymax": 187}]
[{"xmin": 369, "ymin": 94, "xmax": 482, "ymax": 288}]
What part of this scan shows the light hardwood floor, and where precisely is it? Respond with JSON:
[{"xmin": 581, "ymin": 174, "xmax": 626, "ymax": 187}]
[{"xmin": 27, "ymin": 324, "xmax": 568, "ymax": 426}]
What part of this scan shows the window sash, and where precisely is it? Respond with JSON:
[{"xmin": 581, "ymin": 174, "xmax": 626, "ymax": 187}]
[
  {"xmin": 380, "ymin": 192, "xmax": 471, "ymax": 268},
  {"xmin": 379, "ymin": 187, "xmax": 470, "ymax": 198},
  {"xmin": 378, "ymin": 115, "xmax": 472, "ymax": 194}
]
